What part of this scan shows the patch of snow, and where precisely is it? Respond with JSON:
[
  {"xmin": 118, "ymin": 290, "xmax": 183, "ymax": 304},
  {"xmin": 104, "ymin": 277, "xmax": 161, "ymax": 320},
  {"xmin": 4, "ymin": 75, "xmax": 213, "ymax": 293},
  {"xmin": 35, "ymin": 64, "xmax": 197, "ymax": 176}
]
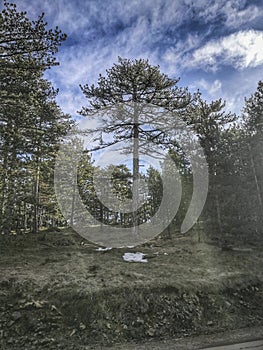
[
  {"xmin": 95, "ymin": 247, "xmax": 112, "ymax": 251},
  {"xmin": 122, "ymin": 252, "xmax": 148, "ymax": 263},
  {"xmin": 119, "ymin": 245, "xmax": 135, "ymax": 249}
]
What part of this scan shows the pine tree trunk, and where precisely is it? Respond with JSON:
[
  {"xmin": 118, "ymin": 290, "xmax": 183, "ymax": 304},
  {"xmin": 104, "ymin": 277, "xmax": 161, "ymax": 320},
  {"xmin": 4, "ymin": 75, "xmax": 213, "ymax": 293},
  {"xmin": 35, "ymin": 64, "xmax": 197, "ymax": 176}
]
[
  {"xmin": 0, "ymin": 152, "xmax": 9, "ymax": 234},
  {"xmin": 132, "ymin": 103, "xmax": 139, "ymax": 235},
  {"xmin": 23, "ymin": 201, "xmax": 28, "ymax": 232},
  {"xmin": 70, "ymin": 180, "xmax": 76, "ymax": 227},
  {"xmin": 5, "ymin": 127, "xmax": 18, "ymax": 234},
  {"xmin": 0, "ymin": 120, "xmax": 13, "ymax": 234},
  {"xmin": 215, "ymin": 191, "xmax": 223, "ymax": 236},
  {"xmin": 33, "ymin": 163, "xmax": 40, "ymax": 233},
  {"xmin": 248, "ymin": 144, "xmax": 263, "ymax": 215}
]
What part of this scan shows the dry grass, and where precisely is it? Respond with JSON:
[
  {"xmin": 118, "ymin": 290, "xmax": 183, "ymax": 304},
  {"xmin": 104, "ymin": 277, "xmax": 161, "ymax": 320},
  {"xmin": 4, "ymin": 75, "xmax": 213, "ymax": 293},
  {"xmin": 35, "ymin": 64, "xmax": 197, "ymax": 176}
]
[{"xmin": 0, "ymin": 228, "xmax": 262, "ymax": 348}]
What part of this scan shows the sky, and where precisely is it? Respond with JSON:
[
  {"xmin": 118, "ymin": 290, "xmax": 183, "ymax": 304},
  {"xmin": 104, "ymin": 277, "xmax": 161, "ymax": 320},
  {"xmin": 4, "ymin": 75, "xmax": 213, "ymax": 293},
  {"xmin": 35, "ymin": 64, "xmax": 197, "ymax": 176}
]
[{"xmin": 6, "ymin": 0, "xmax": 263, "ymax": 117}]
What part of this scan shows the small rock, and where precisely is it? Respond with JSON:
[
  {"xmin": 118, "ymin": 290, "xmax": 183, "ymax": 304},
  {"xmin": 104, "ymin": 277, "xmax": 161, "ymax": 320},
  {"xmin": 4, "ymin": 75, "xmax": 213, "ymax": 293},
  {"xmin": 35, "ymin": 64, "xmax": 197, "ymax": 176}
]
[{"xmin": 207, "ymin": 320, "xmax": 214, "ymax": 326}]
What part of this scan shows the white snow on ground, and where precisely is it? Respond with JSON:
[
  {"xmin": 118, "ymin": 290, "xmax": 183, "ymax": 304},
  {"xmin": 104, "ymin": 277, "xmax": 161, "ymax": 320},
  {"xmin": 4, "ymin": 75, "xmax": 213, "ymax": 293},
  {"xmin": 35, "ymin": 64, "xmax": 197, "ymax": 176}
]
[
  {"xmin": 122, "ymin": 252, "xmax": 148, "ymax": 263},
  {"xmin": 95, "ymin": 247, "xmax": 112, "ymax": 251}
]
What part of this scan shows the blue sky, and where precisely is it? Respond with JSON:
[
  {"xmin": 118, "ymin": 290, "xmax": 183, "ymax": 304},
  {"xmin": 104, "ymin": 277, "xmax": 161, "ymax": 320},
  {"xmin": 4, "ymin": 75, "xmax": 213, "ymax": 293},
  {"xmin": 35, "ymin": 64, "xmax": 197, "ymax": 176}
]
[{"xmin": 8, "ymin": 0, "xmax": 263, "ymax": 116}]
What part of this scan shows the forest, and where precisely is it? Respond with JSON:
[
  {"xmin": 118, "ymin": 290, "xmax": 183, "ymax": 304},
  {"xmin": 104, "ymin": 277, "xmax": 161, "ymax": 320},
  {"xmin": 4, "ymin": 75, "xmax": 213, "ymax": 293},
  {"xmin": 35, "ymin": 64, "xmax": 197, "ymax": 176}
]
[
  {"xmin": 0, "ymin": 1, "xmax": 263, "ymax": 244},
  {"xmin": 1, "ymin": 2, "xmax": 263, "ymax": 349}
]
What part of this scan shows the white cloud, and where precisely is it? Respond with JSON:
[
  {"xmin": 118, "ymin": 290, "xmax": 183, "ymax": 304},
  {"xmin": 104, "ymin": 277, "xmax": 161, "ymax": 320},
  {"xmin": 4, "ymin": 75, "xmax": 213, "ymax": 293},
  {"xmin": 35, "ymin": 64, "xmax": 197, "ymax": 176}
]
[
  {"xmin": 186, "ymin": 0, "xmax": 261, "ymax": 29},
  {"xmin": 9, "ymin": 0, "xmax": 263, "ymax": 118},
  {"xmin": 190, "ymin": 67, "xmax": 262, "ymax": 115},
  {"xmin": 47, "ymin": 42, "xmax": 159, "ymax": 116},
  {"xmin": 55, "ymin": 90, "xmax": 87, "ymax": 116},
  {"xmin": 199, "ymin": 79, "xmax": 222, "ymax": 95},
  {"xmin": 162, "ymin": 33, "xmax": 202, "ymax": 75},
  {"xmin": 224, "ymin": 4, "xmax": 261, "ymax": 28},
  {"xmin": 189, "ymin": 30, "xmax": 263, "ymax": 71}
]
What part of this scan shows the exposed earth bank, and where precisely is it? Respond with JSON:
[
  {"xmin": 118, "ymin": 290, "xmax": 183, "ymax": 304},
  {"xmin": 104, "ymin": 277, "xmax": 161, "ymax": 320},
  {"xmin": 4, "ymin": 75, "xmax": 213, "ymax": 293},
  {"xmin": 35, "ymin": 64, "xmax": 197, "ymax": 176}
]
[{"xmin": 0, "ymin": 229, "xmax": 262, "ymax": 349}]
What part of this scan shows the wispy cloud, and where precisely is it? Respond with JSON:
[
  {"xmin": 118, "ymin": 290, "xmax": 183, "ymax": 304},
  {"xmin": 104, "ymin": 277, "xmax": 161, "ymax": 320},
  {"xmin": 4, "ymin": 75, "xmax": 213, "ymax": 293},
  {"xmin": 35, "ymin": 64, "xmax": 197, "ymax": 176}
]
[
  {"xmin": 7, "ymin": 0, "xmax": 263, "ymax": 116},
  {"xmin": 224, "ymin": 4, "xmax": 261, "ymax": 28},
  {"xmin": 191, "ymin": 68, "xmax": 261, "ymax": 114},
  {"xmin": 198, "ymin": 79, "xmax": 222, "ymax": 95},
  {"xmin": 188, "ymin": 30, "xmax": 263, "ymax": 71},
  {"xmin": 163, "ymin": 33, "xmax": 201, "ymax": 70}
]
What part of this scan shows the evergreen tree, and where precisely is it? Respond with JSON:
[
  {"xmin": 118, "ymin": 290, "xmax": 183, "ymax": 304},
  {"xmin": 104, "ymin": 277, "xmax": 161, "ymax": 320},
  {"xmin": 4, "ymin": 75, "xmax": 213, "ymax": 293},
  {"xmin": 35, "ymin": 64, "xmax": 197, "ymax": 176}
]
[
  {"xmin": 185, "ymin": 95, "xmax": 236, "ymax": 239},
  {"xmin": 0, "ymin": 2, "xmax": 71, "ymax": 234},
  {"xmin": 241, "ymin": 81, "xmax": 263, "ymax": 235},
  {"xmin": 80, "ymin": 57, "xmax": 191, "ymax": 232}
]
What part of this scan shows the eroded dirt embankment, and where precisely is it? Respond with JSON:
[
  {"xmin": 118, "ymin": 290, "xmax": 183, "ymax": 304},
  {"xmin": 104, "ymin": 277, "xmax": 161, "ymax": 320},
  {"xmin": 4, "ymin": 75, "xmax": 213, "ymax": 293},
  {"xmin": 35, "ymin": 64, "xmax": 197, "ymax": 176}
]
[
  {"xmin": 0, "ymin": 231, "xmax": 262, "ymax": 349},
  {"xmin": 0, "ymin": 277, "xmax": 263, "ymax": 349}
]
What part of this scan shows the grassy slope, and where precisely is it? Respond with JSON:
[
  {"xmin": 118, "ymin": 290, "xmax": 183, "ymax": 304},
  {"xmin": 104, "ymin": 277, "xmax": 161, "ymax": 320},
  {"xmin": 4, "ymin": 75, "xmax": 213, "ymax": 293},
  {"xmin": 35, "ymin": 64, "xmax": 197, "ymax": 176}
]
[{"xmin": 0, "ymin": 228, "xmax": 262, "ymax": 349}]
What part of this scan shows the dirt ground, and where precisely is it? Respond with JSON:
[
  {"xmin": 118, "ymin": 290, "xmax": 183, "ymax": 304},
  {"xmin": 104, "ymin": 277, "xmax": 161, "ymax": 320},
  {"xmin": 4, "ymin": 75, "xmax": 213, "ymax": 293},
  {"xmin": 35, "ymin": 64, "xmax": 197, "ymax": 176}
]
[{"xmin": 0, "ymin": 228, "xmax": 263, "ymax": 349}]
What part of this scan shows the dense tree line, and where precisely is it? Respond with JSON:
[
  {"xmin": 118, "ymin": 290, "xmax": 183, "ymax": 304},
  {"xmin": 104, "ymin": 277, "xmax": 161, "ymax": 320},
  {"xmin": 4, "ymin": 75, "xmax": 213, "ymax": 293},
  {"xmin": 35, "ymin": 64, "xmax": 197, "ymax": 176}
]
[
  {"xmin": 1, "ymin": 2, "xmax": 262, "ymax": 245},
  {"xmin": 0, "ymin": 2, "xmax": 72, "ymax": 234},
  {"xmin": 79, "ymin": 58, "xmax": 263, "ymax": 243}
]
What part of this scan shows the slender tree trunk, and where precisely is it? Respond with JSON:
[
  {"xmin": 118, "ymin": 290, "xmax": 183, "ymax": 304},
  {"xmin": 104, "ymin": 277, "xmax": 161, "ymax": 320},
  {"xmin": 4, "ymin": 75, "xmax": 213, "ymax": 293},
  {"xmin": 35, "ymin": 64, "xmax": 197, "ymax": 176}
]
[
  {"xmin": 70, "ymin": 180, "xmax": 76, "ymax": 227},
  {"xmin": 33, "ymin": 163, "xmax": 40, "ymax": 233},
  {"xmin": 132, "ymin": 102, "xmax": 139, "ymax": 235},
  {"xmin": 0, "ymin": 152, "xmax": 9, "ymax": 234},
  {"xmin": 5, "ymin": 126, "xmax": 19, "ymax": 234},
  {"xmin": 99, "ymin": 198, "xmax": 103, "ymax": 230},
  {"xmin": 23, "ymin": 201, "xmax": 28, "ymax": 232},
  {"xmin": 215, "ymin": 191, "xmax": 223, "ymax": 236},
  {"xmin": 0, "ymin": 120, "xmax": 13, "ymax": 234},
  {"xmin": 248, "ymin": 144, "xmax": 263, "ymax": 214}
]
